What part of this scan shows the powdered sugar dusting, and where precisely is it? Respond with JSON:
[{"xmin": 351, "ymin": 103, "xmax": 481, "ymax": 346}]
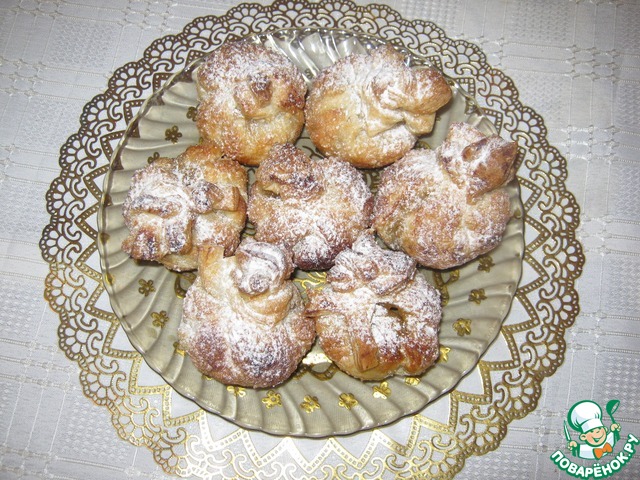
[
  {"xmin": 122, "ymin": 160, "xmax": 197, "ymax": 263},
  {"xmin": 305, "ymin": 44, "xmax": 452, "ymax": 167},
  {"xmin": 231, "ymin": 239, "xmax": 294, "ymax": 295},
  {"xmin": 196, "ymin": 41, "xmax": 306, "ymax": 104},
  {"xmin": 248, "ymin": 143, "xmax": 373, "ymax": 270},
  {"xmin": 179, "ymin": 241, "xmax": 314, "ymax": 388},
  {"xmin": 195, "ymin": 41, "xmax": 307, "ymax": 165},
  {"xmin": 121, "ymin": 145, "xmax": 247, "ymax": 271},
  {"xmin": 308, "ymin": 232, "xmax": 442, "ymax": 380},
  {"xmin": 439, "ymin": 122, "xmax": 517, "ymax": 197},
  {"xmin": 374, "ymin": 122, "xmax": 517, "ymax": 269}
]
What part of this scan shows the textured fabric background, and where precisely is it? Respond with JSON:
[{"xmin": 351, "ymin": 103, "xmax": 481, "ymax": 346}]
[{"xmin": 1, "ymin": 0, "xmax": 639, "ymax": 478}]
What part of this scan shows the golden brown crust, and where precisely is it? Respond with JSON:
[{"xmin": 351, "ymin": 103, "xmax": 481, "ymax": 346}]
[
  {"xmin": 195, "ymin": 41, "xmax": 307, "ymax": 166},
  {"xmin": 373, "ymin": 123, "xmax": 518, "ymax": 269},
  {"xmin": 305, "ymin": 45, "xmax": 452, "ymax": 168},
  {"xmin": 248, "ymin": 143, "xmax": 374, "ymax": 270},
  {"xmin": 306, "ymin": 232, "xmax": 441, "ymax": 381},
  {"xmin": 439, "ymin": 122, "xmax": 519, "ymax": 199},
  {"xmin": 121, "ymin": 144, "xmax": 247, "ymax": 271},
  {"xmin": 178, "ymin": 240, "xmax": 315, "ymax": 388}
]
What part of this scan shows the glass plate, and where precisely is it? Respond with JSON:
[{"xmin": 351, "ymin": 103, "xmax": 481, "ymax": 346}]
[{"xmin": 97, "ymin": 27, "xmax": 524, "ymax": 437}]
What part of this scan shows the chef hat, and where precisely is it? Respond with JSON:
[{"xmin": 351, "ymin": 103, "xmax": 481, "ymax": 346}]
[{"xmin": 568, "ymin": 400, "xmax": 604, "ymax": 434}]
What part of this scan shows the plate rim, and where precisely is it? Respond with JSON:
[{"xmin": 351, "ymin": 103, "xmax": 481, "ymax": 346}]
[{"xmin": 96, "ymin": 26, "xmax": 525, "ymax": 437}]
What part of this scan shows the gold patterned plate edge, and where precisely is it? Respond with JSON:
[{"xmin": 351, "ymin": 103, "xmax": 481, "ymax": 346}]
[{"xmin": 39, "ymin": 0, "xmax": 585, "ymax": 476}]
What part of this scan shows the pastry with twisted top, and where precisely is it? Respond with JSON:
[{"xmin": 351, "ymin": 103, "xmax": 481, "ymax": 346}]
[
  {"xmin": 373, "ymin": 122, "xmax": 518, "ymax": 270},
  {"xmin": 195, "ymin": 41, "xmax": 307, "ymax": 166},
  {"xmin": 248, "ymin": 143, "xmax": 373, "ymax": 270},
  {"xmin": 178, "ymin": 239, "xmax": 315, "ymax": 388},
  {"xmin": 122, "ymin": 144, "xmax": 247, "ymax": 271},
  {"xmin": 304, "ymin": 44, "xmax": 452, "ymax": 168},
  {"xmin": 306, "ymin": 232, "xmax": 441, "ymax": 381}
]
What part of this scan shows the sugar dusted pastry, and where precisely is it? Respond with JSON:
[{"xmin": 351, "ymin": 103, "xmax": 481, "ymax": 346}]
[
  {"xmin": 305, "ymin": 44, "xmax": 452, "ymax": 168},
  {"xmin": 195, "ymin": 41, "xmax": 307, "ymax": 166},
  {"xmin": 248, "ymin": 143, "xmax": 374, "ymax": 270},
  {"xmin": 178, "ymin": 240, "xmax": 315, "ymax": 388},
  {"xmin": 306, "ymin": 232, "xmax": 441, "ymax": 381},
  {"xmin": 373, "ymin": 122, "xmax": 518, "ymax": 270},
  {"xmin": 121, "ymin": 144, "xmax": 247, "ymax": 271}
]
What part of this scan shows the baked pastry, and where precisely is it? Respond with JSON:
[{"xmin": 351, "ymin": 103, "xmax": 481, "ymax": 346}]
[
  {"xmin": 195, "ymin": 41, "xmax": 307, "ymax": 166},
  {"xmin": 306, "ymin": 232, "xmax": 441, "ymax": 381},
  {"xmin": 122, "ymin": 144, "xmax": 247, "ymax": 271},
  {"xmin": 178, "ymin": 239, "xmax": 315, "ymax": 388},
  {"xmin": 304, "ymin": 44, "xmax": 452, "ymax": 168},
  {"xmin": 373, "ymin": 122, "xmax": 518, "ymax": 270},
  {"xmin": 248, "ymin": 143, "xmax": 374, "ymax": 270}
]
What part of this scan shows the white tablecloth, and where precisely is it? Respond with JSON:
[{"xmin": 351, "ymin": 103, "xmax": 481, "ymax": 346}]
[{"xmin": 1, "ymin": 0, "xmax": 639, "ymax": 478}]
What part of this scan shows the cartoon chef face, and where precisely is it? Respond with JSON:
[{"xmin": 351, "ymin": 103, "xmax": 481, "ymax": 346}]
[{"xmin": 581, "ymin": 426, "xmax": 609, "ymax": 446}]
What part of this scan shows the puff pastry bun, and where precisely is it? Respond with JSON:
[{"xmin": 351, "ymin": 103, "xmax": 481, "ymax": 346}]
[
  {"xmin": 195, "ymin": 41, "xmax": 307, "ymax": 166},
  {"xmin": 121, "ymin": 144, "xmax": 247, "ymax": 271},
  {"xmin": 374, "ymin": 122, "xmax": 518, "ymax": 269},
  {"xmin": 306, "ymin": 232, "xmax": 441, "ymax": 381},
  {"xmin": 248, "ymin": 143, "xmax": 373, "ymax": 270},
  {"xmin": 179, "ymin": 240, "xmax": 315, "ymax": 388},
  {"xmin": 305, "ymin": 44, "xmax": 452, "ymax": 168}
]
